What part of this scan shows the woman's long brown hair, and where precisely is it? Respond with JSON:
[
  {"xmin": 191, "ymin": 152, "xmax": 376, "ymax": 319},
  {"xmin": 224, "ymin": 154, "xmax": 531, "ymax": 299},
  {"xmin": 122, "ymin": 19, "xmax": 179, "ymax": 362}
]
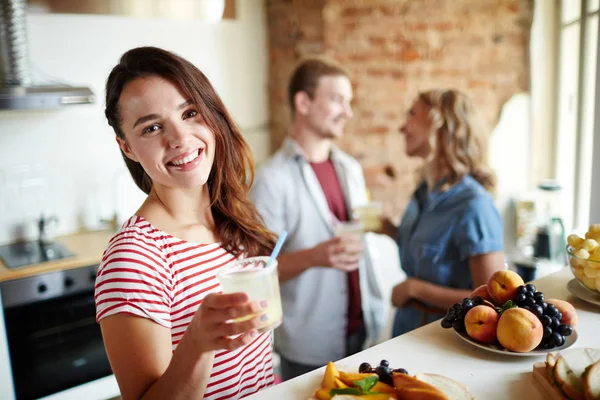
[
  {"xmin": 420, "ymin": 89, "xmax": 496, "ymax": 193},
  {"xmin": 104, "ymin": 46, "xmax": 276, "ymax": 257}
]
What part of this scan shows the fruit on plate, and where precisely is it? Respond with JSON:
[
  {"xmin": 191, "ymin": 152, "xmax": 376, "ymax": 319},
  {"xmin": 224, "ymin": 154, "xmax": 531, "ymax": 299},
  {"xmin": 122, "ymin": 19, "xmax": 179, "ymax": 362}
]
[
  {"xmin": 487, "ymin": 270, "xmax": 525, "ymax": 305},
  {"xmin": 314, "ymin": 361, "xmax": 473, "ymax": 400},
  {"xmin": 539, "ymin": 348, "xmax": 600, "ymax": 400},
  {"xmin": 464, "ymin": 305, "xmax": 499, "ymax": 344},
  {"xmin": 322, "ymin": 362, "xmax": 340, "ymax": 389},
  {"xmin": 496, "ymin": 308, "xmax": 543, "ymax": 352},
  {"xmin": 567, "ymin": 226, "xmax": 600, "ymax": 292},
  {"xmin": 442, "ymin": 280, "xmax": 576, "ymax": 352},
  {"xmin": 469, "ymin": 284, "xmax": 494, "ymax": 303},
  {"xmin": 547, "ymin": 298, "xmax": 579, "ymax": 327}
]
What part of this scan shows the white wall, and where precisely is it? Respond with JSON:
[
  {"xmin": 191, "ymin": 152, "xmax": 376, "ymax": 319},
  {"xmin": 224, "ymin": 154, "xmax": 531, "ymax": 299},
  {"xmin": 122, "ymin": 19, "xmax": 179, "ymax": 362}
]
[{"xmin": 0, "ymin": 0, "xmax": 270, "ymax": 245}]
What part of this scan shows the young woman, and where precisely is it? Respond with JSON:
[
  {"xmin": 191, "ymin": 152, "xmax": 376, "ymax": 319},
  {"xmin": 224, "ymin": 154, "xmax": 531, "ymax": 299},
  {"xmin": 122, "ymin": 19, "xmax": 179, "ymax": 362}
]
[
  {"xmin": 95, "ymin": 46, "xmax": 277, "ymax": 399},
  {"xmin": 382, "ymin": 89, "xmax": 505, "ymax": 337}
]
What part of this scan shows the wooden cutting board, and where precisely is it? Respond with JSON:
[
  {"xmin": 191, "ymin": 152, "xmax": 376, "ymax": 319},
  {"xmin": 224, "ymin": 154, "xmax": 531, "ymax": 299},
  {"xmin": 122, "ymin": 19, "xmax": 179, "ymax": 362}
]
[{"xmin": 532, "ymin": 362, "xmax": 569, "ymax": 400}]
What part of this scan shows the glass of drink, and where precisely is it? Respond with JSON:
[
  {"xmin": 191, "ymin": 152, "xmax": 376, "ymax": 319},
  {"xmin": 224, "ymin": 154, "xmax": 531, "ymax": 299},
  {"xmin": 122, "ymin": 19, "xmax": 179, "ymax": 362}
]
[
  {"xmin": 216, "ymin": 256, "xmax": 283, "ymax": 333},
  {"xmin": 353, "ymin": 202, "xmax": 383, "ymax": 232},
  {"xmin": 333, "ymin": 220, "xmax": 364, "ymax": 237},
  {"xmin": 333, "ymin": 221, "xmax": 364, "ymax": 257}
]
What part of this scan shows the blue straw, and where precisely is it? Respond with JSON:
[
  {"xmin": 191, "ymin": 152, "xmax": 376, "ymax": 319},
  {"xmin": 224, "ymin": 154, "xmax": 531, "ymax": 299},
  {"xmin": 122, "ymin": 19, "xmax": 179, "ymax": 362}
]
[{"xmin": 266, "ymin": 231, "xmax": 287, "ymax": 269}]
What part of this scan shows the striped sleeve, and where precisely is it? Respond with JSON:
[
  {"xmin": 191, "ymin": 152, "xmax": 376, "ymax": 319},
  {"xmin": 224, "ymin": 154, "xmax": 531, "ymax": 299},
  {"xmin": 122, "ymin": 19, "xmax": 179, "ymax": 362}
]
[{"xmin": 95, "ymin": 230, "xmax": 172, "ymax": 328}]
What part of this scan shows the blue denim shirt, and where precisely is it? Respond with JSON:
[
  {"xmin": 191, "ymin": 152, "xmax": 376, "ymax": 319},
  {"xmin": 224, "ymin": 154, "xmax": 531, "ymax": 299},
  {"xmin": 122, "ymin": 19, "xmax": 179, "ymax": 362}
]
[{"xmin": 392, "ymin": 175, "xmax": 504, "ymax": 336}]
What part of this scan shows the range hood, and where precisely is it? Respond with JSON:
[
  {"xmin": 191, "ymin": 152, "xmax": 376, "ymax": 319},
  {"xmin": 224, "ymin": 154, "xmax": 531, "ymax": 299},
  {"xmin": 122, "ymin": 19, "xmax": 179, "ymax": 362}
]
[{"xmin": 0, "ymin": 0, "xmax": 95, "ymax": 110}]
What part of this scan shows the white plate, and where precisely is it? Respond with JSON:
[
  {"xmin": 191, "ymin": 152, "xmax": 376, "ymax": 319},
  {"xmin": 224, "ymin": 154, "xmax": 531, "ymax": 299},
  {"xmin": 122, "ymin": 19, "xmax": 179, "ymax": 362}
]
[
  {"xmin": 454, "ymin": 328, "xmax": 578, "ymax": 357},
  {"xmin": 567, "ymin": 279, "xmax": 600, "ymax": 306}
]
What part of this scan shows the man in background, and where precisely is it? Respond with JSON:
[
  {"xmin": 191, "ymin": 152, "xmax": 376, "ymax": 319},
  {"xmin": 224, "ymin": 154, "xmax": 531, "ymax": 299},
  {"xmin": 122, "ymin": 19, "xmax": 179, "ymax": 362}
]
[{"xmin": 251, "ymin": 58, "xmax": 385, "ymax": 381}]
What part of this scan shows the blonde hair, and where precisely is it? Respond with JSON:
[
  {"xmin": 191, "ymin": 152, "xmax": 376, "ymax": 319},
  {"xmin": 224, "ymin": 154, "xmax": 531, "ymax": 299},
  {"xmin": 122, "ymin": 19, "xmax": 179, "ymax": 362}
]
[{"xmin": 419, "ymin": 89, "xmax": 496, "ymax": 192}]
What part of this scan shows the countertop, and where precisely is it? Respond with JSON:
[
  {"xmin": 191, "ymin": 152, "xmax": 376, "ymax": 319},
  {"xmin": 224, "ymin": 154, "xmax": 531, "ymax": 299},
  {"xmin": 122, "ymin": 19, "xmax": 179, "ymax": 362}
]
[
  {"xmin": 0, "ymin": 230, "xmax": 115, "ymax": 283},
  {"xmin": 248, "ymin": 268, "xmax": 600, "ymax": 400}
]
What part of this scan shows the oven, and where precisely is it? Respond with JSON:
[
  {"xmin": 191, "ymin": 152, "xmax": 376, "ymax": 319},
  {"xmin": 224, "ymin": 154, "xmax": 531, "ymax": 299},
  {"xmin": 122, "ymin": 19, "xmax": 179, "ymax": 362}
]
[{"xmin": 0, "ymin": 264, "xmax": 113, "ymax": 400}]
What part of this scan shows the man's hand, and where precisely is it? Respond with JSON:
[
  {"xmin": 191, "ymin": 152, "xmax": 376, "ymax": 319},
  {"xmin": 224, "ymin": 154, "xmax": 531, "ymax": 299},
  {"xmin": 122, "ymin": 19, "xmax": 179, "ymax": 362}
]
[{"xmin": 311, "ymin": 235, "xmax": 364, "ymax": 272}]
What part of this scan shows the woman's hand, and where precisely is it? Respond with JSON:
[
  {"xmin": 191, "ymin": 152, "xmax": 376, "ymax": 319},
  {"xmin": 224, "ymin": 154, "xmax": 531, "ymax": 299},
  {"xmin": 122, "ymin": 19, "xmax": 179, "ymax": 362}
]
[
  {"xmin": 187, "ymin": 292, "xmax": 265, "ymax": 353},
  {"xmin": 391, "ymin": 278, "xmax": 420, "ymax": 308},
  {"xmin": 377, "ymin": 217, "xmax": 398, "ymax": 238}
]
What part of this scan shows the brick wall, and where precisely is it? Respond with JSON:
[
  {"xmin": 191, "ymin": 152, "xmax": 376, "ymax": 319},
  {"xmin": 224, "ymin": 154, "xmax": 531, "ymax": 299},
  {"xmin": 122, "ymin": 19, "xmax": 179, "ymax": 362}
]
[{"xmin": 267, "ymin": 0, "xmax": 533, "ymax": 219}]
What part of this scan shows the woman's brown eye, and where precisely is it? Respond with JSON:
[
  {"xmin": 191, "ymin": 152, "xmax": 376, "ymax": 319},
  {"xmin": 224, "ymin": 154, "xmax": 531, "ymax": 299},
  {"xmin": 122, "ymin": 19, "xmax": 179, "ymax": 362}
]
[{"xmin": 184, "ymin": 110, "xmax": 198, "ymax": 119}]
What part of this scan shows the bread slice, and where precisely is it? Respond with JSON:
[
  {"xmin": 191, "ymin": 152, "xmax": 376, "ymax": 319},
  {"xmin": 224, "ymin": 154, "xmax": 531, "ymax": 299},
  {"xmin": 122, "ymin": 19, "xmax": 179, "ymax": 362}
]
[
  {"xmin": 554, "ymin": 356, "xmax": 585, "ymax": 400},
  {"xmin": 415, "ymin": 373, "xmax": 474, "ymax": 400},
  {"xmin": 584, "ymin": 360, "xmax": 600, "ymax": 400},
  {"xmin": 547, "ymin": 352, "xmax": 558, "ymax": 377}
]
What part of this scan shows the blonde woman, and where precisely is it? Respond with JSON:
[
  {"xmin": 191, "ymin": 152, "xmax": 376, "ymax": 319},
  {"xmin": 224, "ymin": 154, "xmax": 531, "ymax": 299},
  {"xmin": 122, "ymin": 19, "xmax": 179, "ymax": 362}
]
[{"xmin": 383, "ymin": 89, "xmax": 505, "ymax": 337}]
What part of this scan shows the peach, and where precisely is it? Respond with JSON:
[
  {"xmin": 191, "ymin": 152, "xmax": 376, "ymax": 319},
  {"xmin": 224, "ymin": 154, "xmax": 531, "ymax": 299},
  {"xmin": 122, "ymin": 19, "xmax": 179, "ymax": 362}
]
[
  {"xmin": 470, "ymin": 284, "xmax": 494, "ymax": 303},
  {"xmin": 487, "ymin": 270, "xmax": 525, "ymax": 306},
  {"xmin": 547, "ymin": 299, "xmax": 579, "ymax": 327},
  {"xmin": 321, "ymin": 361, "xmax": 339, "ymax": 389},
  {"xmin": 314, "ymin": 388, "xmax": 332, "ymax": 400},
  {"xmin": 464, "ymin": 305, "xmax": 500, "ymax": 344},
  {"xmin": 496, "ymin": 308, "xmax": 543, "ymax": 352}
]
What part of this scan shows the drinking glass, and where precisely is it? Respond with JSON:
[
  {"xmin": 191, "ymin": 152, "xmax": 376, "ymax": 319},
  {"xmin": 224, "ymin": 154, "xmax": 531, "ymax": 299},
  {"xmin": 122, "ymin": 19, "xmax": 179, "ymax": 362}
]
[
  {"xmin": 352, "ymin": 202, "xmax": 383, "ymax": 232},
  {"xmin": 216, "ymin": 256, "xmax": 283, "ymax": 332}
]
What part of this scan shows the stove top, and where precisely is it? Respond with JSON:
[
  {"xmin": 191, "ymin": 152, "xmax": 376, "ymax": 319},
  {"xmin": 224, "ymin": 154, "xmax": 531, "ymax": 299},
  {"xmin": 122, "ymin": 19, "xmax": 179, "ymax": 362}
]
[{"xmin": 0, "ymin": 241, "xmax": 74, "ymax": 269}]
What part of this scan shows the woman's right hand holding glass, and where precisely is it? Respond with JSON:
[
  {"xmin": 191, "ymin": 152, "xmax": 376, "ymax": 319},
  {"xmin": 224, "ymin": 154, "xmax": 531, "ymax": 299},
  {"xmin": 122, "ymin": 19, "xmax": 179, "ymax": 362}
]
[{"xmin": 188, "ymin": 292, "xmax": 264, "ymax": 353}]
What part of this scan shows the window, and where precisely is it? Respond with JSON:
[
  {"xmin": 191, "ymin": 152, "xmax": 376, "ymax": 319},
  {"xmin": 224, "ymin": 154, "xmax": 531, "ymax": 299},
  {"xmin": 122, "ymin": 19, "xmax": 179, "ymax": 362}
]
[{"xmin": 555, "ymin": 0, "xmax": 599, "ymax": 232}]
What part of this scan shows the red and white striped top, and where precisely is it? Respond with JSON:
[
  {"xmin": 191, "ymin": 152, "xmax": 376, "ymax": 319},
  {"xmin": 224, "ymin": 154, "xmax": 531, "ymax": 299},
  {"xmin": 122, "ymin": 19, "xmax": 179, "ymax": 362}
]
[{"xmin": 95, "ymin": 216, "xmax": 274, "ymax": 399}]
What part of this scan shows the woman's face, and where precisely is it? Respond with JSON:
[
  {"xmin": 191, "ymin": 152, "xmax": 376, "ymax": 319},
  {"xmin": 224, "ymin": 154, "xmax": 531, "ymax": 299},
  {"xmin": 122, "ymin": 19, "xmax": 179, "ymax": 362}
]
[
  {"xmin": 116, "ymin": 75, "xmax": 216, "ymax": 192},
  {"xmin": 399, "ymin": 98, "xmax": 432, "ymax": 158}
]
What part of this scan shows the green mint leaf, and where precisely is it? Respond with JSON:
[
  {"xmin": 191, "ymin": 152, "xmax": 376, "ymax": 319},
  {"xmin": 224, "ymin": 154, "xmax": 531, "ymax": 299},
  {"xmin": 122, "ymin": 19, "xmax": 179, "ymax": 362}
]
[
  {"xmin": 329, "ymin": 388, "xmax": 364, "ymax": 396},
  {"xmin": 353, "ymin": 375, "xmax": 379, "ymax": 392}
]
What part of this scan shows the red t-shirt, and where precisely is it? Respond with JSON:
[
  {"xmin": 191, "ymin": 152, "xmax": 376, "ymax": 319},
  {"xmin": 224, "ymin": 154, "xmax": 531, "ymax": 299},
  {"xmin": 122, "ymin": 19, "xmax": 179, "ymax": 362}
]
[{"xmin": 310, "ymin": 159, "xmax": 363, "ymax": 337}]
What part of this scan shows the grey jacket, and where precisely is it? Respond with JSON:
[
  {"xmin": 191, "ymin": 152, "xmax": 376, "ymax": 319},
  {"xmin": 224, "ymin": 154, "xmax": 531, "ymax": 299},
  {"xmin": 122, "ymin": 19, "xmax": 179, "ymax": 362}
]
[{"xmin": 250, "ymin": 138, "xmax": 385, "ymax": 365}]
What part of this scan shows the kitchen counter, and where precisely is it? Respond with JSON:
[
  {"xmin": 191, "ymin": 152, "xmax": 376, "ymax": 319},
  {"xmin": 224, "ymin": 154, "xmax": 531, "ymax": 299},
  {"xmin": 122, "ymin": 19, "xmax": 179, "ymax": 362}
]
[
  {"xmin": 0, "ymin": 230, "xmax": 115, "ymax": 282},
  {"xmin": 248, "ymin": 268, "xmax": 600, "ymax": 400}
]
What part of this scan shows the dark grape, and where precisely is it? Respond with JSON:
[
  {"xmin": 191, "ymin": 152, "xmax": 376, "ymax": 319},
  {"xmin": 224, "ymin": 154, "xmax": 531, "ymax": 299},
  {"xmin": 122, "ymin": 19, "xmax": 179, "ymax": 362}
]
[
  {"xmin": 541, "ymin": 315, "xmax": 552, "ymax": 327},
  {"xmin": 559, "ymin": 335, "xmax": 566, "ymax": 347},
  {"xmin": 546, "ymin": 342, "xmax": 556, "ymax": 350},
  {"xmin": 375, "ymin": 365, "xmax": 393, "ymax": 386},
  {"xmin": 393, "ymin": 368, "xmax": 409, "ymax": 375},
  {"xmin": 380, "ymin": 360, "xmax": 389, "ymax": 367},
  {"xmin": 555, "ymin": 312, "xmax": 563, "ymax": 322},
  {"xmin": 543, "ymin": 326, "xmax": 553, "ymax": 339},
  {"xmin": 452, "ymin": 303, "xmax": 462, "ymax": 311},
  {"xmin": 534, "ymin": 291, "xmax": 545, "ymax": 300},
  {"xmin": 558, "ymin": 324, "xmax": 573, "ymax": 337},
  {"xmin": 452, "ymin": 319, "xmax": 466, "ymax": 332},
  {"xmin": 536, "ymin": 298, "xmax": 546, "ymax": 306},
  {"xmin": 359, "ymin": 362, "xmax": 372, "ymax": 373},
  {"xmin": 462, "ymin": 299, "xmax": 474, "ymax": 309},
  {"xmin": 473, "ymin": 296, "xmax": 483, "ymax": 305},
  {"xmin": 531, "ymin": 305, "xmax": 544, "ymax": 318},
  {"xmin": 551, "ymin": 317, "xmax": 560, "ymax": 330},
  {"xmin": 516, "ymin": 285, "xmax": 527, "ymax": 295},
  {"xmin": 526, "ymin": 284, "xmax": 536, "ymax": 293},
  {"xmin": 441, "ymin": 318, "xmax": 453, "ymax": 329},
  {"xmin": 515, "ymin": 293, "xmax": 526, "ymax": 304},
  {"xmin": 523, "ymin": 306, "xmax": 531, "ymax": 311},
  {"xmin": 458, "ymin": 309, "xmax": 467, "ymax": 319},
  {"xmin": 549, "ymin": 332, "xmax": 563, "ymax": 347},
  {"xmin": 447, "ymin": 307, "xmax": 458, "ymax": 320},
  {"xmin": 524, "ymin": 297, "xmax": 535, "ymax": 307},
  {"xmin": 540, "ymin": 302, "xmax": 548, "ymax": 310},
  {"xmin": 546, "ymin": 305, "xmax": 558, "ymax": 317}
]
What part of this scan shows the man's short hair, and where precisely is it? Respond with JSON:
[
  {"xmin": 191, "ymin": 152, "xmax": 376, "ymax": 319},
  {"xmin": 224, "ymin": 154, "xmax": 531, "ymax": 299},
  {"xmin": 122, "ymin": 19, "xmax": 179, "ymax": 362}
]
[{"xmin": 287, "ymin": 58, "xmax": 349, "ymax": 113}]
